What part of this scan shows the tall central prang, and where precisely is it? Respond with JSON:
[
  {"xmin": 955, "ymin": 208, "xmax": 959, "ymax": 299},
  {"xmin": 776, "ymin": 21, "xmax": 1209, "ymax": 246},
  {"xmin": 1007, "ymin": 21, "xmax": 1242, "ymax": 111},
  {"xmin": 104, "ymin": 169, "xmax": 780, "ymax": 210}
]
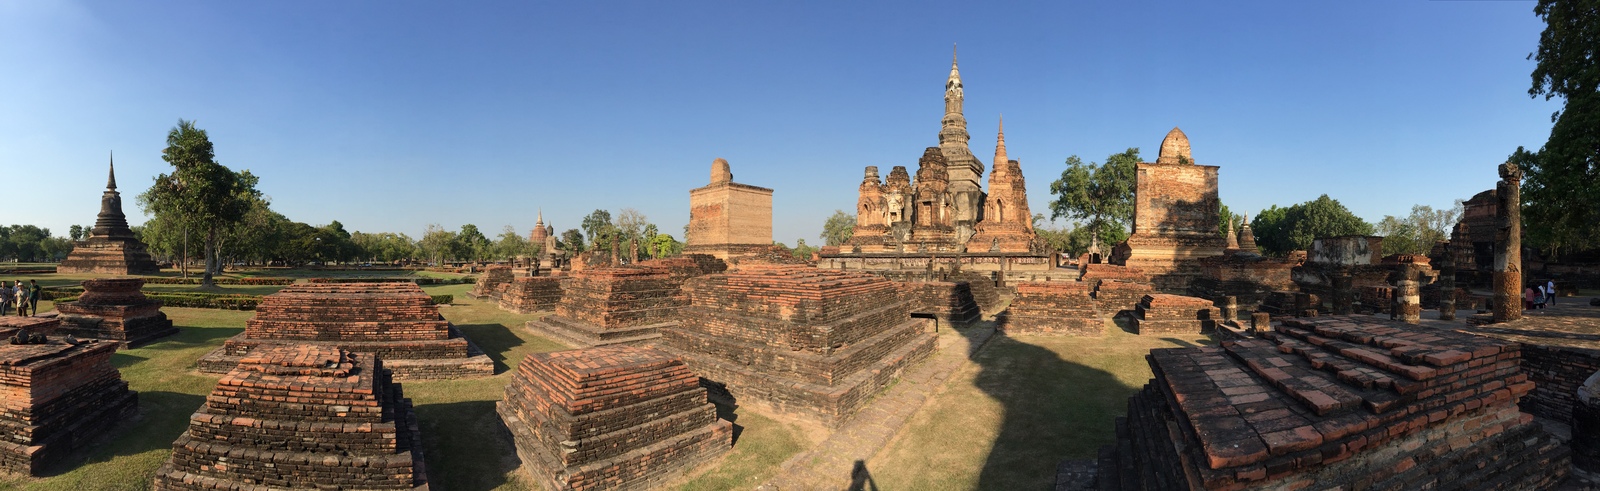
[{"xmin": 940, "ymin": 46, "xmax": 985, "ymax": 245}]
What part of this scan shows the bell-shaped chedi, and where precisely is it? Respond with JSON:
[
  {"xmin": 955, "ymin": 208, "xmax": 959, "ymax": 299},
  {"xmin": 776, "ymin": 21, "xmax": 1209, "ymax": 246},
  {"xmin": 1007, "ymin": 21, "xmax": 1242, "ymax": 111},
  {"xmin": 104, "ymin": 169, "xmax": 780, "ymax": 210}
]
[
  {"xmin": 58, "ymin": 155, "xmax": 160, "ymax": 275},
  {"xmin": 1114, "ymin": 127, "xmax": 1227, "ymax": 292}
]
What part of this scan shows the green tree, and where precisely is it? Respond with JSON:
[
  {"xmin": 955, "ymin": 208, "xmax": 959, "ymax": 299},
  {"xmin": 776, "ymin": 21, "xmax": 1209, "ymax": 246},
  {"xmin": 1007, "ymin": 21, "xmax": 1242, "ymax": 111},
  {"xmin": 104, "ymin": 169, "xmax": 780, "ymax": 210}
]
[
  {"xmin": 1218, "ymin": 203, "xmax": 1236, "ymax": 237},
  {"xmin": 581, "ymin": 210, "xmax": 614, "ymax": 249},
  {"xmin": 791, "ymin": 238, "xmax": 819, "ymax": 260},
  {"xmin": 1031, "ymin": 214, "xmax": 1073, "ymax": 254},
  {"xmin": 647, "ymin": 233, "xmax": 682, "ymax": 258},
  {"xmin": 559, "ymin": 228, "xmax": 586, "ymax": 253},
  {"xmin": 139, "ymin": 119, "xmax": 260, "ymax": 288},
  {"xmin": 820, "ymin": 210, "xmax": 855, "ymax": 246},
  {"xmin": 68, "ymin": 225, "xmax": 86, "ymax": 241},
  {"xmin": 455, "ymin": 224, "xmax": 490, "ymax": 262},
  {"xmin": 614, "ymin": 208, "xmax": 649, "ymax": 248},
  {"xmin": 1523, "ymin": 0, "xmax": 1600, "ymax": 255},
  {"xmin": 494, "ymin": 226, "xmax": 536, "ymax": 260},
  {"xmin": 1048, "ymin": 150, "xmax": 1138, "ymax": 250},
  {"xmin": 1249, "ymin": 195, "xmax": 1375, "ymax": 256},
  {"xmin": 418, "ymin": 224, "xmax": 456, "ymax": 265}
]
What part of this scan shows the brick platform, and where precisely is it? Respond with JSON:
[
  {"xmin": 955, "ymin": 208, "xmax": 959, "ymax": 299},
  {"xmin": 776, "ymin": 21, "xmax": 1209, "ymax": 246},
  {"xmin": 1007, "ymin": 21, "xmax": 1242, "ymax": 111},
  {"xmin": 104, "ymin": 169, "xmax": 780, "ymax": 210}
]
[
  {"xmin": 661, "ymin": 265, "xmax": 937, "ymax": 427},
  {"xmin": 54, "ymin": 278, "xmax": 177, "ymax": 346},
  {"xmin": 1093, "ymin": 279, "xmax": 1156, "ymax": 318},
  {"xmin": 899, "ymin": 281, "xmax": 981, "ymax": 326},
  {"xmin": 997, "ymin": 282, "xmax": 1101, "ymax": 335},
  {"xmin": 198, "ymin": 283, "xmax": 492, "ymax": 380},
  {"xmin": 498, "ymin": 346, "xmax": 732, "ymax": 491},
  {"xmin": 154, "ymin": 345, "xmax": 428, "ymax": 490},
  {"xmin": 0, "ymin": 317, "xmax": 59, "ymax": 339},
  {"xmin": 1130, "ymin": 294, "xmax": 1218, "ymax": 335},
  {"xmin": 525, "ymin": 267, "xmax": 686, "ymax": 348},
  {"xmin": 947, "ymin": 272, "xmax": 1002, "ymax": 314},
  {"xmin": 498, "ymin": 276, "xmax": 564, "ymax": 314},
  {"xmin": 468, "ymin": 265, "xmax": 514, "ymax": 300},
  {"xmin": 1091, "ymin": 316, "xmax": 1569, "ymax": 490},
  {"xmin": 0, "ymin": 339, "xmax": 136, "ymax": 475}
]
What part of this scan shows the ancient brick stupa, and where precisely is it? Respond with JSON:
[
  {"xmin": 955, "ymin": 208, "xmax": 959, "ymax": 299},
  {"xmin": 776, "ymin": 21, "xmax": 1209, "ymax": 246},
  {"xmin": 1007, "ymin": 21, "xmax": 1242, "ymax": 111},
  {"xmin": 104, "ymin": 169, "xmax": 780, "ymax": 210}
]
[
  {"xmin": 57, "ymin": 157, "xmax": 159, "ymax": 275},
  {"xmin": 997, "ymin": 281, "xmax": 1101, "ymax": 335},
  {"xmin": 684, "ymin": 158, "xmax": 774, "ymax": 260},
  {"xmin": 153, "ymin": 345, "xmax": 428, "ymax": 490},
  {"xmin": 0, "ymin": 337, "xmax": 137, "ymax": 475},
  {"xmin": 662, "ymin": 265, "xmax": 938, "ymax": 427},
  {"xmin": 499, "ymin": 346, "xmax": 732, "ymax": 491},
  {"xmin": 198, "ymin": 282, "xmax": 491, "ymax": 380},
  {"xmin": 1112, "ymin": 128, "xmax": 1227, "ymax": 292},
  {"xmin": 524, "ymin": 267, "xmax": 686, "ymax": 348},
  {"xmin": 54, "ymin": 278, "xmax": 177, "ymax": 346},
  {"xmin": 1091, "ymin": 316, "xmax": 1568, "ymax": 489}
]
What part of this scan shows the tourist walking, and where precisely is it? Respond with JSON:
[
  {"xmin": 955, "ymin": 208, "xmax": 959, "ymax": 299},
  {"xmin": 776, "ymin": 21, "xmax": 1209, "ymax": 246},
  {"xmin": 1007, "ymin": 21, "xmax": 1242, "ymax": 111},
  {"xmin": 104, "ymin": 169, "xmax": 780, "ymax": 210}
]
[
  {"xmin": 15, "ymin": 280, "xmax": 29, "ymax": 316},
  {"xmin": 1548, "ymin": 280, "xmax": 1557, "ymax": 305},
  {"xmin": 27, "ymin": 280, "xmax": 39, "ymax": 314},
  {"xmin": 0, "ymin": 282, "xmax": 11, "ymax": 316}
]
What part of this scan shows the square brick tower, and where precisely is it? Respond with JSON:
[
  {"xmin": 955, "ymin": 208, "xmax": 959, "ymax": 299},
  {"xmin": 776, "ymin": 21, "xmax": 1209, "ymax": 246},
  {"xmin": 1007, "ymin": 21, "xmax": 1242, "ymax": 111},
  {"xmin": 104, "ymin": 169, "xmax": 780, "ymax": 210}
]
[
  {"xmin": 1115, "ymin": 128, "xmax": 1227, "ymax": 292},
  {"xmin": 0, "ymin": 339, "xmax": 136, "ymax": 475},
  {"xmin": 685, "ymin": 158, "xmax": 772, "ymax": 260}
]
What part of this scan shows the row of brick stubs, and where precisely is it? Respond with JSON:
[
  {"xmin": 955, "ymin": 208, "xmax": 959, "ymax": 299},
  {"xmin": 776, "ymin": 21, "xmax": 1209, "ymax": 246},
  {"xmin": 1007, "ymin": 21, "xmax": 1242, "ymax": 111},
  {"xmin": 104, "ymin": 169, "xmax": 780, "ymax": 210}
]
[
  {"xmin": 498, "ymin": 346, "xmax": 731, "ymax": 491},
  {"xmin": 152, "ymin": 345, "xmax": 426, "ymax": 490},
  {"xmin": 1128, "ymin": 293, "xmax": 1218, "ymax": 335},
  {"xmin": 1094, "ymin": 315, "xmax": 1569, "ymax": 490},
  {"xmin": 0, "ymin": 340, "xmax": 136, "ymax": 475},
  {"xmin": 998, "ymin": 282, "xmax": 1100, "ymax": 335},
  {"xmin": 661, "ymin": 265, "xmax": 937, "ymax": 427}
]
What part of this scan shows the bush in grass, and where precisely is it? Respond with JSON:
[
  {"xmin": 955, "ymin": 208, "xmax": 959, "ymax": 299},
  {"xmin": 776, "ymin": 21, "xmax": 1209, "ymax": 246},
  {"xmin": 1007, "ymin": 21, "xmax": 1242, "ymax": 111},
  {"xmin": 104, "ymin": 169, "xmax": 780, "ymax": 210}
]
[
  {"xmin": 308, "ymin": 277, "xmax": 476, "ymax": 285},
  {"xmin": 144, "ymin": 292, "xmax": 263, "ymax": 310},
  {"xmin": 142, "ymin": 278, "xmax": 294, "ymax": 286},
  {"xmin": 431, "ymin": 294, "xmax": 453, "ymax": 305}
]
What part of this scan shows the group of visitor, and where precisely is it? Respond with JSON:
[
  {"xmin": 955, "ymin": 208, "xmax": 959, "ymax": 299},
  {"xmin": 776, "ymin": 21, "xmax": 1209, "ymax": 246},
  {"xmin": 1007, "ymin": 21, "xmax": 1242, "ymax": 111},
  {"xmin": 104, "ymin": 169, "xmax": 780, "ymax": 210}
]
[
  {"xmin": 1524, "ymin": 280, "xmax": 1559, "ymax": 310},
  {"xmin": 0, "ymin": 280, "xmax": 40, "ymax": 317}
]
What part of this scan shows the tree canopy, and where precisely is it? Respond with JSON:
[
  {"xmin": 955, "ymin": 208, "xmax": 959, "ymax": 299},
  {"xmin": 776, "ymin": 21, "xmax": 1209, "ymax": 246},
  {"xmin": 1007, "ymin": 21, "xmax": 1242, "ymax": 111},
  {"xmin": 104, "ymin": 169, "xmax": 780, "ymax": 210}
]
[
  {"xmin": 138, "ymin": 119, "xmax": 260, "ymax": 287},
  {"xmin": 1249, "ymin": 195, "xmax": 1375, "ymax": 256},
  {"xmin": 1048, "ymin": 149, "xmax": 1138, "ymax": 249},
  {"xmin": 820, "ymin": 210, "xmax": 855, "ymax": 246},
  {"xmin": 1522, "ymin": 0, "xmax": 1600, "ymax": 254}
]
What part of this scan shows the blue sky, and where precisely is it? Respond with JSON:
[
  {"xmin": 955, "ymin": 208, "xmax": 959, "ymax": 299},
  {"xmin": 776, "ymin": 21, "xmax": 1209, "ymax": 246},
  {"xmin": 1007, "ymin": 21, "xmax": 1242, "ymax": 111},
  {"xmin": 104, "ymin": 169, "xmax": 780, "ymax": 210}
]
[{"xmin": 1, "ymin": 1, "xmax": 1559, "ymax": 246}]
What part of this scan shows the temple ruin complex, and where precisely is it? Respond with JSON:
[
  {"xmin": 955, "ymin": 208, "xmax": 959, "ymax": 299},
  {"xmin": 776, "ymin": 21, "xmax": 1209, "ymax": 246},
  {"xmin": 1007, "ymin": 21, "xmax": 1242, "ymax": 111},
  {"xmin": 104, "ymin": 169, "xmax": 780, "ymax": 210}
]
[
  {"xmin": 1111, "ymin": 127, "xmax": 1228, "ymax": 292},
  {"xmin": 57, "ymin": 157, "xmax": 160, "ymax": 275}
]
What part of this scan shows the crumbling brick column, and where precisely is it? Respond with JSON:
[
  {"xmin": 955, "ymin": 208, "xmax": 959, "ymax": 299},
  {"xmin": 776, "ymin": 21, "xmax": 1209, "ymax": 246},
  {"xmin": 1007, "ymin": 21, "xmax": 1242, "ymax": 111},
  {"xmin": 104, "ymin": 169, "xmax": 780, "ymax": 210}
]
[
  {"xmin": 1218, "ymin": 295, "xmax": 1237, "ymax": 324},
  {"xmin": 1493, "ymin": 161, "xmax": 1523, "ymax": 323},
  {"xmin": 1331, "ymin": 268, "xmax": 1354, "ymax": 315},
  {"xmin": 1439, "ymin": 249, "xmax": 1457, "ymax": 321},
  {"xmin": 1251, "ymin": 311, "xmax": 1270, "ymax": 331}
]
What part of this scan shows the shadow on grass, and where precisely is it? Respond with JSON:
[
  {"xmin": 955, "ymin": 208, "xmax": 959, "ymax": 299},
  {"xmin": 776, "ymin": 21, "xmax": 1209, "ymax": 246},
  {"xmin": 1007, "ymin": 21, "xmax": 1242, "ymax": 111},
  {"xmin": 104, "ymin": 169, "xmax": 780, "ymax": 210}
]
[
  {"xmin": 711, "ymin": 400, "xmax": 746, "ymax": 445},
  {"xmin": 136, "ymin": 326, "xmax": 244, "ymax": 353},
  {"xmin": 1112, "ymin": 315, "xmax": 1137, "ymax": 335},
  {"xmin": 415, "ymin": 399, "xmax": 520, "ymax": 491},
  {"xmin": 1161, "ymin": 337, "xmax": 1198, "ymax": 348},
  {"xmin": 972, "ymin": 335, "xmax": 1130, "ymax": 490},
  {"xmin": 39, "ymin": 390, "xmax": 205, "ymax": 477},
  {"xmin": 456, "ymin": 323, "xmax": 525, "ymax": 374}
]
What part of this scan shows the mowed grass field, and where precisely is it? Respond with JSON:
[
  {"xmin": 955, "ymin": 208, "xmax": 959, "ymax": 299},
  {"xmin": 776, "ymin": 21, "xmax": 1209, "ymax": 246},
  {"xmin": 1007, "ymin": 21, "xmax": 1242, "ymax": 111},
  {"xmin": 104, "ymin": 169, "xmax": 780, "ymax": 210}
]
[{"xmin": 0, "ymin": 268, "xmax": 1208, "ymax": 490}]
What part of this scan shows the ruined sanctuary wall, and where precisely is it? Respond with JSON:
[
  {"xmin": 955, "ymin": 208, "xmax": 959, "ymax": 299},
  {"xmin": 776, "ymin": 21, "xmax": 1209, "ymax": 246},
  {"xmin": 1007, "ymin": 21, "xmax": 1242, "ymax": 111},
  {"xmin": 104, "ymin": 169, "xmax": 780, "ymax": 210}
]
[
  {"xmin": 1133, "ymin": 163, "xmax": 1220, "ymax": 237},
  {"xmin": 688, "ymin": 182, "xmax": 772, "ymax": 248}
]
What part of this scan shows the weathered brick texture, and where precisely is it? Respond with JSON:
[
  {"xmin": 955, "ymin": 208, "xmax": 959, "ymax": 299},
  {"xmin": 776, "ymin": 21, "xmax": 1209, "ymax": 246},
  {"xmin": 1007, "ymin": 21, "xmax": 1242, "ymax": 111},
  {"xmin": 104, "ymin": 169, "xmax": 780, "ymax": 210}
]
[
  {"xmin": 997, "ymin": 282, "xmax": 1101, "ymax": 335},
  {"xmin": 498, "ymin": 346, "xmax": 731, "ymax": 491},
  {"xmin": 525, "ymin": 266, "xmax": 691, "ymax": 348},
  {"xmin": 0, "ymin": 339, "xmax": 136, "ymax": 476},
  {"xmin": 54, "ymin": 278, "xmax": 176, "ymax": 346},
  {"xmin": 897, "ymin": 281, "xmax": 980, "ymax": 325},
  {"xmin": 1093, "ymin": 316, "xmax": 1568, "ymax": 490},
  {"xmin": 1130, "ymin": 294, "xmax": 1218, "ymax": 335},
  {"xmin": 153, "ymin": 346, "xmax": 428, "ymax": 490},
  {"xmin": 498, "ymin": 276, "xmax": 564, "ymax": 314},
  {"xmin": 661, "ymin": 265, "xmax": 936, "ymax": 427},
  {"xmin": 469, "ymin": 265, "xmax": 515, "ymax": 300},
  {"xmin": 198, "ymin": 283, "xmax": 492, "ymax": 380}
]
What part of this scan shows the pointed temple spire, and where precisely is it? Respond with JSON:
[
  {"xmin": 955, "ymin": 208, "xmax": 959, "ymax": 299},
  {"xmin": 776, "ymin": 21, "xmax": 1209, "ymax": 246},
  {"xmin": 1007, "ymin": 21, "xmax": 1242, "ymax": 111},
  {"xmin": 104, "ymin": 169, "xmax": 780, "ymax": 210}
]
[
  {"xmin": 992, "ymin": 115, "xmax": 1007, "ymax": 174},
  {"xmin": 107, "ymin": 151, "xmax": 117, "ymax": 190}
]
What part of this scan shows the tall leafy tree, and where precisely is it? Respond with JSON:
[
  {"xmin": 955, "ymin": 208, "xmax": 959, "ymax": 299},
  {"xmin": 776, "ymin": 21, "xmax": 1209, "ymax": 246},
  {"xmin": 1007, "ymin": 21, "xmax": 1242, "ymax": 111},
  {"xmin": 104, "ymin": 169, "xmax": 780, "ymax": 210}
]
[
  {"xmin": 559, "ymin": 228, "xmax": 586, "ymax": 253},
  {"xmin": 1249, "ymin": 195, "xmax": 1375, "ymax": 256},
  {"xmin": 68, "ymin": 225, "xmax": 86, "ymax": 241},
  {"xmin": 1523, "ymin": 0, "xmax": 1600, "ymax": 255},
  {"xmin": 819, "ymin": 210, "xmax": 855, "ymax": 246},
  {"xmin": 139, "ymin": 119, "xmax": 260, "ymax": 288},
  {"xmin": 580, "ymin": 210, "xmax": 615, "ymax": 252},
  {"xmin": 1048, "ymin": 149, "xmax": 1138, "ymax": 249},
  {"xmin": 455, "ymin": 224, "xmax": 490, "ymax": 262}
]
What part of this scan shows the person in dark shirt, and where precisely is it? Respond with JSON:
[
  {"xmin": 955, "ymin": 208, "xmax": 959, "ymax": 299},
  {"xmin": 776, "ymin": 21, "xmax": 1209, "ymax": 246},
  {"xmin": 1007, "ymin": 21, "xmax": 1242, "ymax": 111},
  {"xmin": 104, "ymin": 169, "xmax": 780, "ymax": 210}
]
[{"xmin": 28, "ymin": 280, "xmax": 40, "ymax": 314}]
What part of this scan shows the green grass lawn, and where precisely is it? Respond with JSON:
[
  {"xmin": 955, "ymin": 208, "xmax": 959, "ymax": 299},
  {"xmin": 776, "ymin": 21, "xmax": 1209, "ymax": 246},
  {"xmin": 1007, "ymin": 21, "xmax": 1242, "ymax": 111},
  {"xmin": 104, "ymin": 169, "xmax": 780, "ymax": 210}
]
[{"xmin": 870, "ymin": 320, "xmax": 1214, "ymax": 490}]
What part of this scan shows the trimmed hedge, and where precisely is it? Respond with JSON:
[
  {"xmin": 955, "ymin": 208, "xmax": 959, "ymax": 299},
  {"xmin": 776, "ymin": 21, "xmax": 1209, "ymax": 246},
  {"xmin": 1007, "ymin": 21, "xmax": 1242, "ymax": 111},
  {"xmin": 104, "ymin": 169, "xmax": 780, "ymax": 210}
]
[
  {"xmin": 142, "ymin": 278, "xmax": 296, "ymax": 286},
  {"xmin": 308, "ymin": 277, "xmax": 476, "ymax": 286},
  {"xmin": 146, "ymin": 292, "xmax": 262, "ymax": 310},
  {"xmin": 40, "ymin": 287, "xmax": 84, "ymax": 301},
  {"xmin": 431, "ymin": 294, "xmax": 453, "ymax": 305}
]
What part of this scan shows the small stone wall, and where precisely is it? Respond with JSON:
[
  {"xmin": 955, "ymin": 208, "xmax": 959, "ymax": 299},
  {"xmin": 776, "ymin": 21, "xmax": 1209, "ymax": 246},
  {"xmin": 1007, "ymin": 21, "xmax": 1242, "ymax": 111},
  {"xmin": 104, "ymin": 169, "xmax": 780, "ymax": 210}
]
[
  {"xmin": 1129, "ymin": 294, "xmax": 1217, "ymax": 335},
  {"xmin": 54, "ymin": 278, "xmax": 176, "ymax": 346},
  {"xmin": 498, "ymin": 346, "xmax": 732, "ymax": 491},
  {"xmin": 898, "ymin": 281, "xmax": 980, "ymax": 326},
  {"xmin": 1518, "ymin": 343, "xmax": 1600, "ymax": 426},
  {"xmin": 0, "ymin": 317, "xmax": 59, "ymax": 338},
  {"xmin": 0, "ymin": 339, "xmax": 136, "ymax": 476},
  {"xmin": 997, "ymin": 282, "xmax": 1100, "ymax": 336},
  {"xmin": 661, "ymin": 265, "xmax": 936, "ymax": 427},
  {"xmin": 198, "ymin": 283, "xmax": 491, "ymax": 380},
  {"xmin": 153, "ymin": 346, "xmax": 427, "ymax": 490},
  {"xmin": 468, "ymin": 265, "xmax": 514, "ymax": 300},
  {"xmin": 1092, "ymin": 315, "xmax": 1569, "ymax": 490},
  {"xmin": 1093, "ymin": 279, "xmax": 1155, "ymax": 318},
  {"xmin": 498, "ymin": 276, "xmax": 564, "ymax": 314}
]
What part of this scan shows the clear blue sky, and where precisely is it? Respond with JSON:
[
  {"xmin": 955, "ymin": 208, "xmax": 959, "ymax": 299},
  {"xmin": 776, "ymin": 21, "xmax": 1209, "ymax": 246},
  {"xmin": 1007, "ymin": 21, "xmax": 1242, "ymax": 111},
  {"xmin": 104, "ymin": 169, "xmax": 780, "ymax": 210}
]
[{"xmin": 1, "ymin": 1, "xmax": 1559, "ymax": 246}]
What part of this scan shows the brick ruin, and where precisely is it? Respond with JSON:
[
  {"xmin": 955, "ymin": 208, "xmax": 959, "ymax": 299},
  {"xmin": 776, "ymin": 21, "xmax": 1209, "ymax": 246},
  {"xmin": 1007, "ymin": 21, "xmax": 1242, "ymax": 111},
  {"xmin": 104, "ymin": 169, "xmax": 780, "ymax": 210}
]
[
  {"xmin": 969, "ymin": 118, "xmax": 1037, "ymax": 253},
  {"xmin": 499, "ymin": 276, "xmax": 564, "ymax": 314},
  {"xmin": 899, "ymin": 280, "xmax": 981, "ymax": 326},
  {"xmin": 684, "ymin": 158, "xmax": 774, "ymax": 261},
  {"xmin": 0, "ymin": 316, "xmax": 59, "ymax": 339},
  {"xmin": 1112, "ymin": 128, "xmax": 1227, "ymax": 292},
  {"xmin": 54, "ymin": 278, "xmax": 177, "ymax": 346},
  {"xmin": 997, "ymin": 281, "xmax": 1101, "ymax": 335},
  {"xmin": 498, "ymin": 346, "xmax": 732, "ymax": 491},
  {"xmin": 1130, "ymin": 293, "xmax": 1219, "ymax": 335},
  {"xmin": 1091, "ymin": 316, "xmax": 1568, "ymax": 490},
  {"xmin": 1493, "ymin": 161, "xmax": 1523, "ymax": 323},
  {"xmin": 468, "ymin": 264, "xmax": 515, "ymax": 300},
  {"xmin": 0, "ymin": 338, "xmax": 136, "ymax": 475},
  {"xmin": 1081, "ymin": 264, "xmax": 1156, "ymax": 317},
  {"xmin": 525, "ymin": 267, "xmax": 686, "ymax": 348},
  {"xmin": 198, "ymin": 282, "xmax": 492, "ymax": 380},
  {"xmin": 661, "ymin": 265, "xmax": 937, "ymax": 427},
  {"xmin": 153, "ymin": 345, "xmax": 428, "ymax": 490},
  {"xmin": 57, "ymin": 159, "xmax": 160, "ymax": 275}
]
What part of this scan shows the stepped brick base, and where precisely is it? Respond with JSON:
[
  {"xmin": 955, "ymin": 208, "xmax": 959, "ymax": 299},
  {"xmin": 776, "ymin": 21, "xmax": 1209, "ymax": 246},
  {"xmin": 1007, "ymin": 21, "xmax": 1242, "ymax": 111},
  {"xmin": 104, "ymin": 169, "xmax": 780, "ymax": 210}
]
[
  {"xmin": 1130, "ymin": 293, "xmax": 1217, "ymax": 335},
  {"xmin": 54, "ymin": 278, "xmax": 176, "ymax": 347},
  {"xmin": 154, "ymin": 346, "xmax": 428, "ymax": 490},
  {"xmin": 498, "ymin": 346, "xmax": 731, "ymax": 491},
  {"xmin": 469, "ymin": 265, "xmax": 514, "ymax": 300},
  {"xmin": 0, "ymin": 317, "xmax": 59, "ymax": 338},
  {"xmin": 662, "ymin": 265, "xmax": 938, "ymax": 427},
  {"xmin": 0, "ymin": 339, "xmax": 137, "ymax": 476},
  {"xmin": 1091, "ymin": 316, "xmax": 1569, "ymax": 490},
  {"xmin": 499, "ymin": 277, "xmax": 563, "ymax": 314},
  {"xmin": 998, "ymin": 282, "xmax": 1101, "ymax": 336},
  {"xmin": 1093, "ymin": 279, "xmax": 1155, "ymax": 318},
  {"xmin": 899, "ymin": 281, "xmax": 980, "ymax": 326},
  {"xmin": 195, "ymin": 283, "xmax": 492, "ymax": 380},
  {"xmin": 56, "ymin": 240, "xmax": 159, "ymax": 275}
]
